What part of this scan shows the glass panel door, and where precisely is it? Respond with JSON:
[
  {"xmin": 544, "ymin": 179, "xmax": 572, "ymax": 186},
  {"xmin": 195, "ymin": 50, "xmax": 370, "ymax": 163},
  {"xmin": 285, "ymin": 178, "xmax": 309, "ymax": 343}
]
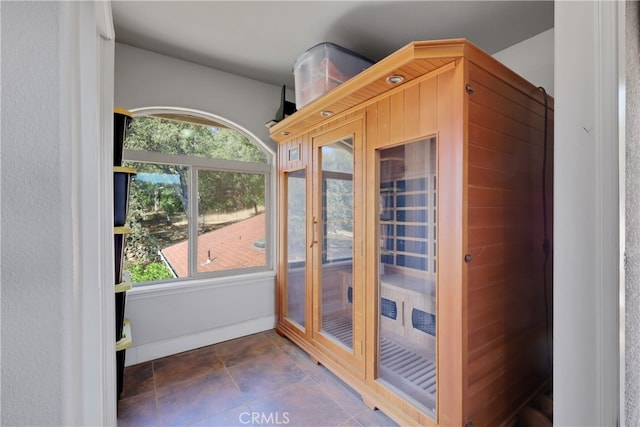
[
  {"xmin": 318, "ymin": 138, "xmax": 354, "ymax": 350},
  {"xmin": 377, "ymin": 137, "xmax": 437, "ymax": 414},
  {"xmin": 285, "ymin": 169, "xmax": 306, "ymax": 328}
]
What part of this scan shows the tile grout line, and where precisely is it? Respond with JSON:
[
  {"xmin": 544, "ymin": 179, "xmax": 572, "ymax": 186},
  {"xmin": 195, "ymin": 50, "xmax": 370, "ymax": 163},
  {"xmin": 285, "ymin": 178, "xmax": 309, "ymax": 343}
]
[{"xmin": 119, "ymin": 331, "xmax": 395, "ymax": 427}]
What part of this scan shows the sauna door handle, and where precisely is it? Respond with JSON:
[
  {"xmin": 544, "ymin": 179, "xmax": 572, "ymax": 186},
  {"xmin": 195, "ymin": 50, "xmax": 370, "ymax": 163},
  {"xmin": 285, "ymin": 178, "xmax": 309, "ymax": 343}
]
[{"xmin": 310, "ymin": 216, "xmax": 318, "ymax": 248}]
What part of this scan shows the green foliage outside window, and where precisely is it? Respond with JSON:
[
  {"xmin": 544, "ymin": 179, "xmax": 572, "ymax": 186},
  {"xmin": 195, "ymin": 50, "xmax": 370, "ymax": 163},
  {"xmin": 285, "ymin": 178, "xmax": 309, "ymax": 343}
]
[
  {"xmin": 122, "ymin": 115, "xmax": 267, "ymax": 283},
  {"xmin": 127, "ymin": 262, "xmax": 174, "ymax": 283}
]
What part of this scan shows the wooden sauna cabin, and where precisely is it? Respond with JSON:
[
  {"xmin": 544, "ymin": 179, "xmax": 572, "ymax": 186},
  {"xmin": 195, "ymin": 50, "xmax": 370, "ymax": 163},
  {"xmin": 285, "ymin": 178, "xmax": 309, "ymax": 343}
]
[{"xmin": 270, "ymin": 39, "xmax": 553, "ymax": 427}]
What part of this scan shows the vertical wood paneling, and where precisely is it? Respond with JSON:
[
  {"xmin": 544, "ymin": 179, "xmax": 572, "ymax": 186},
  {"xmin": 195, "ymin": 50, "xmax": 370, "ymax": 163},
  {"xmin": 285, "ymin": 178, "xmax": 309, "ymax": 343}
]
[
  {"xmin": 375, "ymin": 97, "xmax": 390, "ymax": 149},
  {"xmin": 276, "ymin": 144, "xmax": 286, "ymax": 324},
  {"xmin": 365, "ymin": 103, "xmax": 379, "ymax": 384},
  {"xmin": 420, "ymin": 78, "xmax": 438, "ymax": 136},
  {"xmin": 352, "ymin": 117, "xmax": 366, "ymax": 373},
  {"xmin": 435, "ymin": 64, "xmax": 466, "ymax": 427},
  {"xmin": 389, "ymin": 91, "xmax": 405, "ymax": 143},
  {"xmin": 307, "ymin": 142, "xmax": 314, "ymax": 340},
  {"xmin": 404, "ymin": 83, "xmax": 421, "ymax": 140}
]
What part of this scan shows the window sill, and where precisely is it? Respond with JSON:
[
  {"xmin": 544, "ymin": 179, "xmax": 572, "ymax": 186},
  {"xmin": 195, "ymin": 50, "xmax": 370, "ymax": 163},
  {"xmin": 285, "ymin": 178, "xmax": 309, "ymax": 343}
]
[{"xmin": 128, "ymin": 269, "xmax": 276, "ymax": 298}]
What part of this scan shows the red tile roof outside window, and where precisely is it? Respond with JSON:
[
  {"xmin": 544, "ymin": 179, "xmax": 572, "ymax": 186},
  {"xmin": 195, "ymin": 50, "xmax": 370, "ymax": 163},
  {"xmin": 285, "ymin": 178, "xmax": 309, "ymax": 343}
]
[{"xmin": 161, "ymin": 213, "xmax": 265, "ymax": 277}]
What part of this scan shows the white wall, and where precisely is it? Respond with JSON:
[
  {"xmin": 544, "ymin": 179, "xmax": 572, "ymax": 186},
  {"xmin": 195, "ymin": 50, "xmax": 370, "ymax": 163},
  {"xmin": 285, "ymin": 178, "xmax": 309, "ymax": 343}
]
[
  {"xmin": 555, "ymin": 1, "xmax": 622, "ymax": 425},
  {"xmin": 493, "ymin": 28, "xmax": 554, "ymax": 95},
  {"xmin": 1, "ymin": 3, "xmax": 67, "ymax": 423},
  {"xmin": 1, "ymin": 2, "xmax": 115, "ymax": 425},
  {"xmin": 115, "ymin": 43, "xmax": 280, "ymax": 153},
  {"xmin": 123, "ymin": 274, "xmax": 276, "ymax": 365},
  {"xmin": 114, "ymin": 43, "xmax": 279, "ymax": 364},
  {"xmin": 625, "ymin": 1, "xmax": 640, "ymax": 425}
]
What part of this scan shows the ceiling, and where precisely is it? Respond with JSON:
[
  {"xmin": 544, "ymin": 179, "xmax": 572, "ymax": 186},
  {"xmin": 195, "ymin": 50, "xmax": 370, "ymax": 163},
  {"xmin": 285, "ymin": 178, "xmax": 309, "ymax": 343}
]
[{"xmin": 111, "ymin": 1, "xmax": 554, "ymax": 90}]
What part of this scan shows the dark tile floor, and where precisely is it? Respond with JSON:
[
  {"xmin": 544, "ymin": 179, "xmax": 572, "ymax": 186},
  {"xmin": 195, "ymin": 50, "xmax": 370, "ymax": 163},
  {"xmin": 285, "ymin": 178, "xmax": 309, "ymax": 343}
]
[{"xmin": 117, "ymin": 330, "xmax": 399, "ymax": 427}]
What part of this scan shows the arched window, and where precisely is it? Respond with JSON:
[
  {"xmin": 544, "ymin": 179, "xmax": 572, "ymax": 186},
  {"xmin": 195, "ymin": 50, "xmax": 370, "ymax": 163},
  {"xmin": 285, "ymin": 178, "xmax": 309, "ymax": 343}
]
[{"xmin": 122, "ymin": 108, "xmax": 273, "ymax": 285}]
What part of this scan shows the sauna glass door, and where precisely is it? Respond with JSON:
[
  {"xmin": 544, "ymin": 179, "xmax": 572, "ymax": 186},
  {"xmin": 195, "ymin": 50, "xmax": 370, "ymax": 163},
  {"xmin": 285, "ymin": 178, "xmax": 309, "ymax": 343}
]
[
  {"xmin": 285, "ymin": 169, "xmax": 306, "ymax": 329},
  {"xmin": 310, "ymin": 121, "xmax": 364, "ymax": 367},
  {"xmin": 377, "ymin": 137, "xmax": 437, "ymax": 414},
  {"xmin": 317, "ymin": 138, "xmax": 354, "ymax": 350}
]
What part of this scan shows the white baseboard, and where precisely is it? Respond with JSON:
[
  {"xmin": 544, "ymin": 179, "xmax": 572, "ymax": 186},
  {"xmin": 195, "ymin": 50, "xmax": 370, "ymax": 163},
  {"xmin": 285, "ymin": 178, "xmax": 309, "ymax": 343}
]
[{"xmin": 124, "ymin": 315, "xmax": 276, "ymax": 366}]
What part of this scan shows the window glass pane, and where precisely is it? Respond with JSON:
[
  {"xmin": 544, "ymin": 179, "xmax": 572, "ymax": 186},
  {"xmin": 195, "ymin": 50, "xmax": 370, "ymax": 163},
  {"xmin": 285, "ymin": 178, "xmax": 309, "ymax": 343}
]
[
  {"xmin": 195, "ymin": 170, "xmax": 266, "ymax": 273},
  {"xmin": 286, "ymin": 169, "xmax": 306, "ymax": 328},
  {"xmin": 125, "ymin": 115, "xmax": 267, "ymax": 163},
  {"xmin": 123, "ymin": 161, "xmax": 189, "ymax": 283},
  {"xmin": 122, "ymin": 113, "xmax": 271, "ymax": 286}
]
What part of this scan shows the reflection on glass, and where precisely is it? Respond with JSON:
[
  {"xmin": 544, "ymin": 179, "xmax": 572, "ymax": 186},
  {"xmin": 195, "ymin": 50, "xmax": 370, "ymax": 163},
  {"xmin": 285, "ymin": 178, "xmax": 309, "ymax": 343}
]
[
  {"xmin": 286, "ymin": 170, "xmax": 306, "ymax": 328},
  {"xmin": 377, "ymin": 137, "xmax": 437, "ymax": 414},
  {"xmin": 319, "ymin": 139, "xmax": 354, "ymax": 349},
  {"xmin": 196, "ymin": 170, "xmax": 266, "ymax": 273}
]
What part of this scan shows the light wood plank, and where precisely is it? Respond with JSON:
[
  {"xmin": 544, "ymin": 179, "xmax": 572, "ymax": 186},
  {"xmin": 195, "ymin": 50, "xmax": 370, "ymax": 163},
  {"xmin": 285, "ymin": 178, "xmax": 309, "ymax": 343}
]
[
  {"xmin": 390, "ymin": 91, "xmax": 405, "ymax": 143},
  {"xmin": 435, "ymin": 64, "xmax": 466, "ymax": 427},
  {"xmin": 419, "ymin": 78, "xmax": 438, "ymax": 136},
  {"xmin": 404, "ymin": 83, "xmax": 421, "ymax": 140}
]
